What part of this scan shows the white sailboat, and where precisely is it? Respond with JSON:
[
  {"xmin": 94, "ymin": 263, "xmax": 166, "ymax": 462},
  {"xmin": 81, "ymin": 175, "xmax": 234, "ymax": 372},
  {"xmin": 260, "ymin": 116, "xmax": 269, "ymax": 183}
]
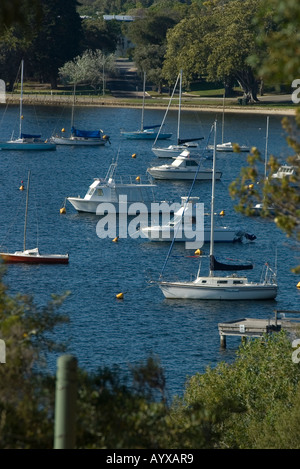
[
  {"xmin": 252, "ymin": 116, "xmax": 275, "ymax": 213},
  {"xmin": 208, "ymin": 92, "xmax": 250, "ymax": 152},
  {"xmin": 152, "ymin": 70, "xmax": 207, "ymax": 158},
  {"xmin": 0, "ymin": 60, "xmax": 56, "ymax": 151},
  {"xmin": 0, "ymin": 171, "xmax": 69, "ymax": 264},
  {"xmin": 51, "ymin": 83, "xmax": 110, "ymax": 146},
  {"xmin": 120, "ymin": 71, "xmax": 172, "ymax": 140},
  {"xmin": 158, "ymin": 121, "xmax": 277, "ymax": 300}
]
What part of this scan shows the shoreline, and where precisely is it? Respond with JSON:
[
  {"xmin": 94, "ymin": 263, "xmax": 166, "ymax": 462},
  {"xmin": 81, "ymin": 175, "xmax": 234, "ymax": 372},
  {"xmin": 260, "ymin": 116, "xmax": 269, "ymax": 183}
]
[{"xmin": 2, "ymin": 94, "xmax": 297, "ymax": 116}]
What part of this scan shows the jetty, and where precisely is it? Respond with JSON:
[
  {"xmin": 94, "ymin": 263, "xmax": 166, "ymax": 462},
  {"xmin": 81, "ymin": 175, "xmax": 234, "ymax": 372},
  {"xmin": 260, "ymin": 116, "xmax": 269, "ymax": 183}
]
[{"xmin": 218, "ymin": 310, "xmax": 300, "ymax": 348}]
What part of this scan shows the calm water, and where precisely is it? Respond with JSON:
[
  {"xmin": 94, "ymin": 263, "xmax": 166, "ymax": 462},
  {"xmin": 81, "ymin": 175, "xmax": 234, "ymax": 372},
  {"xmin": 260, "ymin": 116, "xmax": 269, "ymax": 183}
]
[{"xmin": 0, "ymin": 103, "xmax": 299, "ymax": 399}]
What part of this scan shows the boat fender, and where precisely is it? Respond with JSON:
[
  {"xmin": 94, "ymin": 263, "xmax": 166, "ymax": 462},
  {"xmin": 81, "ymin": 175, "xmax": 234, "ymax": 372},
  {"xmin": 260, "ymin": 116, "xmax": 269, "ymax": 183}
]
[
  {"xmin": 116, "ymin": 292, "xmax": 124, "ymax": 299},
  {"xmin": 297, "ymin": 282, "xmax": 300, "ymax": 289}
]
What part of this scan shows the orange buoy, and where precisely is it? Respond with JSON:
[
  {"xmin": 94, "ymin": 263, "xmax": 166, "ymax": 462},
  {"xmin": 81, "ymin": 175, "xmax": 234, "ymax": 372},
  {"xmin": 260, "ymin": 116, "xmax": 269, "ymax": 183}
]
[
  {"xmin": 132, "ymin": 153, "xmax": 136, "ymax": 158},
  {"xmin": 116, "ymin": 292, "xmax": 124, "ymax": 299}
]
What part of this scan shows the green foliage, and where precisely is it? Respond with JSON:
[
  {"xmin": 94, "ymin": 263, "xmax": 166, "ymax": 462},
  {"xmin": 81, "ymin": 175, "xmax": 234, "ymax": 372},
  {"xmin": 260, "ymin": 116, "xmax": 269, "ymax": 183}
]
[
  {"xmin": 229, "ymin": 111, "xmax": 300, "ymax": 272},
  {"xmin": 58, "ymin": 49, "xmax": 116, "ymax": 88},
  {"xmin": 163, "ymin": 0, "xmax": 264, "ymax": 100},
  {"xmin": 173, "ymin": 332, "xmax": 300, "ymax": 448},
  {"xmin": 0, "ymin": 268, "xmax": 70, "ymax": 448}
]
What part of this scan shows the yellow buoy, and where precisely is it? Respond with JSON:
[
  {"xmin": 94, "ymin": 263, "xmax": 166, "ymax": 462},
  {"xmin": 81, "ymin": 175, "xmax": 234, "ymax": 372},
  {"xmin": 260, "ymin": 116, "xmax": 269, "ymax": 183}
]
[
  {"xmin": 297, "ymin": 282, "xmax": 300, "ymax": 289},
  {"xmin": 194, "ymin": 249, "xmax": 203, "ymax": 256},
  {"xmin": 136, "ymin": 176, "xmax": 140, "ymax": 181},
  {"xmin": 219, "ymin": 210, "xmax": 225, "ymax": 216},
  {"xmin": 19, "ymin": 184, "xmax": 24, "ymax": 191},
  {"xmin": 116, "ymin": 292, "xmax": 124, "ymax": 299},
  {"xmin": 132, "ymin": 153, "xmax": 136, "ymax": 158},
  {"xmin": 21, "ymin": 115, "xmax": 24, "ymax": 120},
  {"xmin": 248, "ymin": 183, "xmax": 254, "ymax": 189},
  {"xmin": 61, "ymin": 128, "xmax": 65, "ymax": 133},
  {"xmin": 60, "ymin": 207, "xmax": 66, "ymax": 214},
  {"xmin": 112, "ymin": 236, "xmax": 119, "ymax": 243}
]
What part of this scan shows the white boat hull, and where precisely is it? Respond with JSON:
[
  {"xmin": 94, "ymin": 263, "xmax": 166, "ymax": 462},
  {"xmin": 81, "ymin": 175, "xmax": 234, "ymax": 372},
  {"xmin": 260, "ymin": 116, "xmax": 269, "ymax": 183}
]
[
  {"xmin": 50, "ymin": 136, "xmax": 107, "ymax": 146},
  {"xmin": 147, "ymin": 168, "xmax": 222, "ymax": 180},
  {"xmin": 67, "ymin": 197, "xmax": 155, "ymax": 214},
  {"xmin": 152, "ymin": 144, "xmax": 210, "ymax": 158},
  {"xmin": 208, "ymin": 142, "xmax": 250, "ymax": 152},
  {"xmin": 159, "ymin": 281, "xmax": 277, "ymax": 300},
  {"xmin": 141, "ymin": 226, "xmax": 246, "ymax": 243}
]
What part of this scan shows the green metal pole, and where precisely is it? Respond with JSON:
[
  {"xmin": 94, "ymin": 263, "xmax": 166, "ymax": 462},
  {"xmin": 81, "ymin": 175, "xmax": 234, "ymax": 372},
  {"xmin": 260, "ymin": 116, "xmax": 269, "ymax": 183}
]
[{"xmin": 54, "ymin": 354, "xmax": 77, "ymax": 449}]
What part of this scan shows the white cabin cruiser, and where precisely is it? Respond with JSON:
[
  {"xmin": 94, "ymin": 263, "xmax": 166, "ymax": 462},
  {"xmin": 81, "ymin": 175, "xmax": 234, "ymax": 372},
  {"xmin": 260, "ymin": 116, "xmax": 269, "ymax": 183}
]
[
  {"xmin": 147, "ymin": 150, "xmax": 222, "ymax": 181},
  {"xmin": 67, "ymin": 161, "xmax": 159, "ymax": 214}
]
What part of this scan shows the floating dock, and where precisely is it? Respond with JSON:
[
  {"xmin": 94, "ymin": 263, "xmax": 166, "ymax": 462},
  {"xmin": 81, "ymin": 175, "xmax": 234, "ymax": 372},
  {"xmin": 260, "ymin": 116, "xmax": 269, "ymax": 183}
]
[{"xmin": 218, "ymin": 310, "xmax": 300, "ymax": 348}]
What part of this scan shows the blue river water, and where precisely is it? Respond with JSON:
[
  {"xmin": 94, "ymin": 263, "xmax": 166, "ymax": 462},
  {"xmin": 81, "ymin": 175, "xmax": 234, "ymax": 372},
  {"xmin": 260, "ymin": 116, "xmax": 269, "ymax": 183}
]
[{"xmin": 0, "ymin": 102, "xmax": 299, "ymax": 399}]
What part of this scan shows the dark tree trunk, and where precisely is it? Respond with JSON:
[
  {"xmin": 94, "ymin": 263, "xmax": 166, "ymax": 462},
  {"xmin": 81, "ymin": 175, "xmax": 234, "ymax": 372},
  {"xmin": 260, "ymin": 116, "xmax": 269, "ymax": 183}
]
[{"xmin": 235, "ymin": 68, "xmax": 259, "ymax": 103}]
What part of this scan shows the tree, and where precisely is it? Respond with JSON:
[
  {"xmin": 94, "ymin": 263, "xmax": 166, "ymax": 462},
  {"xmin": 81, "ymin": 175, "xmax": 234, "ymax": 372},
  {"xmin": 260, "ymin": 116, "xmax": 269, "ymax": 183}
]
[
  {"xmin": 125, "ymin": 9, "xmax": 182, "ymax": 91},
  {"xmin": 172, "ymin": 332, "xmax": 300, "ymax": 449},
  {"xmin": 28, "ymin": 0, "xmax": 83, "ymax": 88},
  {"xmin": 163, "ymin": 0, "xmax": 266, "ymax": 101},
  {"xmin": 59, "ymin": 49, "xmax": 116, "ymax": 91}
]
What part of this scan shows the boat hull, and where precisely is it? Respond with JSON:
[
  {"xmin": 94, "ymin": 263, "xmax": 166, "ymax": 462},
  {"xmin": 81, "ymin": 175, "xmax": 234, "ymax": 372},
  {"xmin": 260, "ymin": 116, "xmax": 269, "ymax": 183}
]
[
  {"xmin": 50, "ymin": 136, "xmax": 107, "ymax": 146},
  {"xmin": 159, "ymin": 282, "xmax": 277, "ymax": 300},
  {"xmin": 147, "ymin": 169, "xmax": 222, "ymax": 180},
  {"xmin": 152, "ymin": 146, "xmax": 212, "ymax": 158},
  {"xmin": 141, "ymin": 227, "xmax": 244, "ymax": 243},
  {"xmin": 0, "ymin": 253, "xmax": 69, "ymax": 264},
  {"xmin": 67, "ymin": 197, "xmax": 155, "ymax": 214}
]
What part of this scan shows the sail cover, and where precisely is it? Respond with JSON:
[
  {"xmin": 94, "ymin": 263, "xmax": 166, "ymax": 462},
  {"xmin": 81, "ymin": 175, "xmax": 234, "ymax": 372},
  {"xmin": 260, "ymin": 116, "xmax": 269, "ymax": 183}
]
[
  {"xmin": 178, "ymin": 137, "xmax": 204, "ymax": 144},
  {"xmin": 21, "ymin": 133, "xmax": 41, "ymax": 139},
  {"xmin": 210, "ymin": 255, "xmax": 253, "ymax": 271},
  {"xmin": 71, "ymin": 127, "xmax": 101, "ymax": 138}
]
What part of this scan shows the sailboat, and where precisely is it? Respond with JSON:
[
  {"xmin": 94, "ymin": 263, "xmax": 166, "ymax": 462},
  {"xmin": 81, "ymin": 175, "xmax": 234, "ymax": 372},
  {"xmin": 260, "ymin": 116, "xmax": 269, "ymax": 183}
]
[
  {"xmin": 51, "ymin": 83, "xmax": 110, "ymax": 146},
  {"xmin": 208, "ymin": 92, "xmax": 250, "ymax": 152},
  {"xmin": 152, "ymin": 70, "xmax": 206, "ymax": 158},
  {"xmin": 120, "ymin": 71, "xmax": 172, "ymax": 140},
  {"xmin": 158, "ymin": 121, "xmax": 277, "ymax": 300},
  {"xmin": 252, "ymin": 116, "xmax": 275, "ymax": 214},
  {"xmin": 0, "ymin": 172, "xmax": 69, "ymax": 264},
  {"xmin": 0, "ymin": 60, "xmax": 56, "ymax": 151}
]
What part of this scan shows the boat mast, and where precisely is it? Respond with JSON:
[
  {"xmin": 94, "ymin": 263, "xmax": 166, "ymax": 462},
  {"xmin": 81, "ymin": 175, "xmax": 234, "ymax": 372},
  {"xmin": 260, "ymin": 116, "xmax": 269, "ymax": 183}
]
[
  {"xmin": 209, "ymin": 121, "xmax": 217, "ymax": 277},
  {"xmin": 141, "ymin": 71, "xmax": 146, "ymax": 132},
  {"xmin": 264, "ymin": 116, "xmax": 269, "ymax": 179},
  {"xmin": 19, "ymin": 60, "xmax": 24, "ymax": 139},
  {"xmin": 23, "ymin": 170, "xmax": 30, "ymax": 251},
  {"xmin": 177, "ymin": 69, "xmax": 183, "ymax": 145},
  {"xmin": 221, "ymin": 90, "xmax": 225, "ymax": 145},
  {"xmin": 71, "ymin": 82, "xmax": 76, "ymax": 129}
]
